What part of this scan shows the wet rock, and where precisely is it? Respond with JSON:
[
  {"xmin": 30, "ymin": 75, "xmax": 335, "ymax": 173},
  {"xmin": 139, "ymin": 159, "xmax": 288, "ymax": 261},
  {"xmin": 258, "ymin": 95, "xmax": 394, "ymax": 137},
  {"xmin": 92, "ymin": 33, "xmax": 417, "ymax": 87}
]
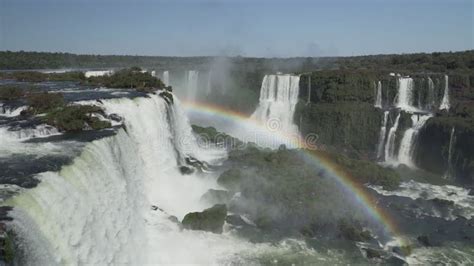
[
  {"xmin": 182, "ymin": 204, "xmax": 227, "ymax": 234},
  {"xmin": 159, "ymin": 91, "xmax": 173, "ymax": 104},
  {"xmin": 200, "ymin": 189, "xmax": 232, "ymax": 205},
  {"xmin": 417, "ymin": 235, "xmax": 432, "ymax": 247},
  {"xmin": 430, "ymin": 198, "xmax": 454, "ymax": 207},
  {"xmin": 185, "ymin": 157, "xmax": 207, "ymax": 171},
  {"xmin": 108, "ymin": 113, "xmax": 122, "ymax": 122},
  {"xmin": 338, "ymin": 222, "xmax": 372, "ymax": 241},
  {"xmin": 226, "ymin": 214, "xmax": 248, "ymax": 227},
  {"xmin": 179, "ymin": 166, "xmax": 194, "ymax": 175},
  {"xmin": 0, "ymin": 207, "xmax": 13, "ymax": 222},
  {"xmin": 364, "ymin": 248, "xmax": 383, "ymax": 259}
]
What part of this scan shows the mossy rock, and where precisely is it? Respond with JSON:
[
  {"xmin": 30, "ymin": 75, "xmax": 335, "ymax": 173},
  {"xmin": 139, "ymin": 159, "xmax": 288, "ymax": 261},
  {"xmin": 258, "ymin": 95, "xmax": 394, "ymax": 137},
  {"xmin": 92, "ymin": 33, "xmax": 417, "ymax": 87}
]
[
  {"xmin": 200, "ymin": 189, "xmax": 232, "ymax": 205},
  {"xmin": 217, "ymin": 168, "xmax": 243, "ymax": 191},
  {"xmin": 182, "ymin": 204, "xmax": 227, "ymax": 234}
]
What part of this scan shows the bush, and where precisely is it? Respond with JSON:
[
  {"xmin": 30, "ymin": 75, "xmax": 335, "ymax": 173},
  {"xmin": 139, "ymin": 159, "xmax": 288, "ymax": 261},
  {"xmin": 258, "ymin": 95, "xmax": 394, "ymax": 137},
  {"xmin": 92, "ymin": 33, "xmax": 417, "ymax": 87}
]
[
  {"xmin": 45, "ymin": 105, "xmax": 111, "ymax": 132},
  {"xmin": 26, "ymin": 92, "xmax": 65, "ymax": 114},
  {"xmin": 0, "ymin": 86, "xmax": 25, "ymax": 101}
]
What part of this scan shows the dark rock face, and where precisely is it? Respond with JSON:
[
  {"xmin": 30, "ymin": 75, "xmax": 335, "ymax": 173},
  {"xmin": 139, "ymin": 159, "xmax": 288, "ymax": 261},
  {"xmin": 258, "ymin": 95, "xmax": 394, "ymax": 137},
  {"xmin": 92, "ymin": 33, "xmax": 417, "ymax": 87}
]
[
  {"xmin": 179, "ymin": 166, "xmax": 194, "ymax": 175},
  {"xmin": 182, "ymin": 204, "xmax": 227, "ymax": 234},
  {"xmin": 225, "ymin": 214, "xmax": 248, "ymax": 227},
  {"xmin": 415, "ymin": 117, "xmax": 474, "ymax": 184},
  {"xmin": 417, "ymin": 235, "xmax": 432, "ymax": 247},
  {"xmin": 200, "ymin": 189, "xmax": 232, "ymax": 205}
]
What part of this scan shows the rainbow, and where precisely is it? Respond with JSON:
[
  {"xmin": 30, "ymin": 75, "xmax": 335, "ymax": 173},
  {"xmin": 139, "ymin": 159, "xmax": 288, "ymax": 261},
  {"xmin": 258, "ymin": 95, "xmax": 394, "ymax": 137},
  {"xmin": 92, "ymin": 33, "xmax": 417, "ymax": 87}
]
[{"xmin": 184, "ymin": 100, "xmax": 407, "ymax": 248}]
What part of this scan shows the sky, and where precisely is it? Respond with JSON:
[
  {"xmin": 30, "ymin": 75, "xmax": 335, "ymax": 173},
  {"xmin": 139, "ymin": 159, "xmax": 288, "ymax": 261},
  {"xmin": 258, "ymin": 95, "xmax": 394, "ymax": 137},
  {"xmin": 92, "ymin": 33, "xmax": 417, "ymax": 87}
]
[{"xmin": 0, "ymin": 0, "xmax": 472, "ymax": 57}]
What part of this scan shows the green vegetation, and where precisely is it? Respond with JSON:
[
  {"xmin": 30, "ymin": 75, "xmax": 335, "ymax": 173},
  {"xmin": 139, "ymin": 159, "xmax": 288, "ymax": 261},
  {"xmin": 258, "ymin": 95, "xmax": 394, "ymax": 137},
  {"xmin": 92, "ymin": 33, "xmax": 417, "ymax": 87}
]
[
  {"xmin": 192, "ymin": 125, "xmax": 244, "ymax": 149},
  {"xmin": 45, "ymin": 105, "xmax": 111, "ymax": 132},
  {"xmin": 26, "ymin": 92, "xmax": 65, "ymax": 114},
  {"xmin": 295, "ymin": 102, "xmax": 382, "ymax": 158},
  {"xmin": 0, "ymin": 85, "xmax": 26, "ymax": 101},
  {"xmin": 216, "ymin": 145, "xmax": 400, "ymax": 235},
  {"xmin": 84, "ymin": 67, "xmax": 165, "ymax": 91},
  {"xmin": 182, "ymin": 204, "xmax": 227, "ymax": 234}
]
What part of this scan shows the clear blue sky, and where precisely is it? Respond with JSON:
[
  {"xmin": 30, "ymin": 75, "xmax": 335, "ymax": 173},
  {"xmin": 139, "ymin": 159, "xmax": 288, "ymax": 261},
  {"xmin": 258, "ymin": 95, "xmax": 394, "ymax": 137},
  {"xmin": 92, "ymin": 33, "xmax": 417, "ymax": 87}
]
[{"xmin": 1, "ymin": 0, "xmax": 472, "ymax": 57}]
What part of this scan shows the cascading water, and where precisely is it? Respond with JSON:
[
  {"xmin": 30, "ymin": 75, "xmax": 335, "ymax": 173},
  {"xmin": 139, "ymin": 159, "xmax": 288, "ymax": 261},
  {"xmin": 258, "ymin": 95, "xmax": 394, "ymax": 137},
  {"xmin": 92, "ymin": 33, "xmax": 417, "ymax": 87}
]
[
  {"xmin": 397, "ymin": 114, "xmax": 432, "ymax": 167},
  {"xmin": 162, "ymin": 71, "xmax": 170, "ymax": 87},
  {"xmin": 427, "ymin": 77, "xmax": 435, "ymax": 110},
  {"xmin": 439, "ymin": 75, "xmax": 450, "ymax": 111},
  {"xmin": 374, "ymin": 81, "xmax": 382, "ymax": 108},
  {"xmin": 396, "ymin": 77, "xmax": 415, "ymax": 111},
  {"xmin": 384, "ymin": 113, "xmax": 401, "ymax": 163},
  {"xmin": 205, "ymin": 70, "xmax": 212, "ymax": 95},
  {"xmin": 185, "ymin": 70, "xmax": 199, "ymax": 102},
  {"xmin": 5, "ymin": 94, "xmax": 254, "ymax": 265},
  {"xmin": 444, "ymin": 127, "xmax": 456, "ymax": 179},
  {"xmin": 376, "ymin": 111, "xmax": 390, "ymax": 160},
  {"xmin": 251, "ymin": 74, "xmax": 300, "ymax": 135}
]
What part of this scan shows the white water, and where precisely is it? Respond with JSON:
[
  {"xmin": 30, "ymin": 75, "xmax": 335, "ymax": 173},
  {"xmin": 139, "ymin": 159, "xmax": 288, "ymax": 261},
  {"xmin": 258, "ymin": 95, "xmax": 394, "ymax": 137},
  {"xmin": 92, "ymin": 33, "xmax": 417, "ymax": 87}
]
[
  {"xmin": 6, "ymin": 95, "xmax": 258, "ymax": 265},
  {"xmin": 162, "ymin": 70, "xmax": 170, "ymax": 87},
  {"xmin": 396, "ymin": 77, "xmax": 416, "ymax": 111},
  {"xmin": 397, "ymin": 114, "xmax": 432, "ymax": 167},
  {"xmin": 84, "ymin": 70, "xmax": 113, "ymax": 78},
  {"xmin": 384, "ymin": 113, "xmax": 401, "ymax": 163},
  {"xmin": 444, "ymin": 127, "xmax": 456, "ymax": 179},
  {"xmin": 369, "ymin": 180, "xmax": 474, "ymax": 220},
  {"xmin": 439, "ymin": 75, "xmax": 450, "ymax": 110},
  {"xmin": 205, "ymin": 70, "xmax": 212, "ymax": 95},
  {"xmin": 185, "ymin": 70, "xmax": 199, "ymax": 102},
  {"xmin": 251, "ymin": 74, "xmax": 300, "ymax": 135},
  {"xmin": 427, "ymin": 77, "xmax": 435, "ymax": 109},
  {"xmin": 376, "ymin": 111, "xmax": 389, "ymax": 160},
  {"xmin": 0, "ymin": 125, "xmax": 60, "ymax": 141},
  {"xmin": 374, "ymin": 81, "xmax": 382, "ymax": 108},
  {"xmin": 0, "ymin": 105, "xmax": 27, "ymax": 117}
]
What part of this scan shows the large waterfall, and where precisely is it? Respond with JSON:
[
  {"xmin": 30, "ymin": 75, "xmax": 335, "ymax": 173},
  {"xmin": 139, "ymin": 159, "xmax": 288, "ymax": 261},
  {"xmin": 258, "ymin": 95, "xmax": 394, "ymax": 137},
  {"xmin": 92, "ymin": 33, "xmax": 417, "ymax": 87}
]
[
  {"xmin": 162, "ymin": 71, "xmax": 170, "ymax": 87},
  {"xmin": 427, "ymin": 77, "xmax": 436, "ymax": 109},
  {"xmin": 396, "ymin": 77, "xmax": 415, "ymax": 111},
  {"xmin": 397, "ymin": 114, "xmax": 432, "ymax": 166},
  {"xmin": 439, "ymin": 75, "xmax": 450, "ymax": 110},
  {"xmin": 444, "ymin": 127, "xmax": 456, "ymax": 179},
  {"xmin": 376, "ymin": 111, "xmax": 390, "ymax": 160},
  {"xmin": 384, "ymin": 113, "xmax": 401, "ymax": 163},
  {"xmin": 5, "ymin": 95, "xmax": 256, "ymax": 265},
  {"xmin": 374, "ymin": 81, "xmax": 382, "ymax": 108},
  {"xmin": 185, "ymin": 70, "xmax": 199, "ymax": 102},
  {"xmin": 251, "ymin": 74, "xmax": 300, "ymax": 135}
]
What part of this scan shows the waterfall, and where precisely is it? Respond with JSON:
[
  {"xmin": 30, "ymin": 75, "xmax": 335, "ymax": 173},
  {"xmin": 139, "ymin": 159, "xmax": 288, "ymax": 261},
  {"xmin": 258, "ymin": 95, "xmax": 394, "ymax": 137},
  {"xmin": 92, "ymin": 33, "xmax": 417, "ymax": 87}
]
[
  {"xmin": 384, "ymin": 113, "xmax": 401, "ymax": 163},
  {"xmin": 444, "ymin": 127, "xmax": 456, "ymax": 179},
  {"xmin": 374, "ymin": 81, "xmax": 382, "ymax": 108},
  {"xmin": 162, "ymin": 71, "xmax": 170, "ymax": 87},
  {"xmin": 5, "ymin": 94, "xmax": 252, "ymax": 265},
  {"xmin": 397, "ymin": 114, "xmax": 432, "ymax": 166},
  {"xmin": 185, "ymin": 70, "xmax": 199, "ymax": 102},
  {"xmin": 376, "ymin": 111, "xmax": 390, "ymax": 160},
  {"xmin": 427, "ymin": 77, "xmax": 435, "ymax": 110},
  {"xmin": 251, "ymin": 74, "xmax": 300, "ymax": 135},
  {"xmin": 439, "ymin": 75, "xmax": 450, "ymax": 111},
  {"xmin": 307, "ymin": 75, "xmax": 311, "ymax": 104},
  {"xmin": 396, "ymin": 77, "xmax": 415, "ymax": 111},
  {"xmin": 205, "ymin": 70, "xmax": 212, "ymax": 95}
]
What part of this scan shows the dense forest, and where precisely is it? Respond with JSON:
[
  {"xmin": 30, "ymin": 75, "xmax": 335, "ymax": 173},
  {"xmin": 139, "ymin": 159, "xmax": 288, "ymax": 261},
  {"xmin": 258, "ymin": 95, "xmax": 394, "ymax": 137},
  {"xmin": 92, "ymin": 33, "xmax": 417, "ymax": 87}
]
[{"xmin": 0, "ymin": 50, "xmax": 473, "ymax": 74}]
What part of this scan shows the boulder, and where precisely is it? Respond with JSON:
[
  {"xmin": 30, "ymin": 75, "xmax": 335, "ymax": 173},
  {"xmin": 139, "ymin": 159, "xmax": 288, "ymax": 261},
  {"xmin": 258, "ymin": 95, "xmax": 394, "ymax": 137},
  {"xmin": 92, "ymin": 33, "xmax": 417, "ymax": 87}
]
[
  {"xmin": 200, "ymin": 189, "xmax": 232, "ymax": 205},
  {"xmin": 179, "ymin": 166, "xmax": 194, "ymax": 175},
  {"xmin": 182, "ymin": 204, "xmax": 227, "ymax": 234},
  {"xmin": 417, "ymin": 235, "xmax": 432, "ymax": 247}
]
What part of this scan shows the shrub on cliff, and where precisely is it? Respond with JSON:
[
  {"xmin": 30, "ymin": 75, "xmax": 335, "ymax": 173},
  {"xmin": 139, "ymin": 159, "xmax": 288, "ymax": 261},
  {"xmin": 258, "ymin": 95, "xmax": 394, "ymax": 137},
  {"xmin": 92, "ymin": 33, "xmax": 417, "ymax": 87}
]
[
  {"xmin": 0, "ymin": 86, "xmax": 25, "ymax": 101},
  {"xmin": 181, "ymin": 204, "xmax": 227, "ymax": 234},
  {"xmin": 44, "ymin": 105, "xmax": 111, "ymax": 132},
  {"xmin": 26, "ymin": 92, "xmax": 65, "ymax": 114}
]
